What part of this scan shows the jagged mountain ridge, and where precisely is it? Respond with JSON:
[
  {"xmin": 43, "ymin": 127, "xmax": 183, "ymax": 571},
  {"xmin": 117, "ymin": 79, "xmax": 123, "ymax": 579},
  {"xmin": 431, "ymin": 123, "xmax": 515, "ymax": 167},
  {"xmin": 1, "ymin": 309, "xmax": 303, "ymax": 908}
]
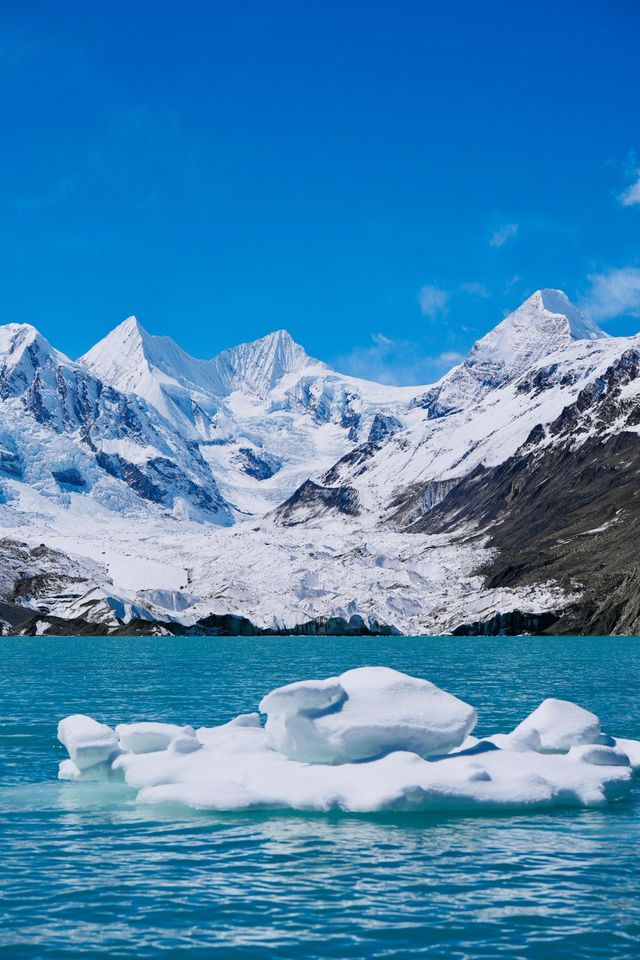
[
  {"xmin": 0, "ymin": 323, "xmax": 232, "ymax": 523},
  {"xmin": 276, "ymin": 290, "xmax": 617, "ymax": 526},
  {"xmin": 80, "ymin": 319, "xmax": 423, "ymax": 514},
  {"xmin": 415, "ymin": 289, "xmax": 606, "ymax": 419},
  {"xmin": 2, "ymin": 288, "xmax": 640, "ymax": 635}
]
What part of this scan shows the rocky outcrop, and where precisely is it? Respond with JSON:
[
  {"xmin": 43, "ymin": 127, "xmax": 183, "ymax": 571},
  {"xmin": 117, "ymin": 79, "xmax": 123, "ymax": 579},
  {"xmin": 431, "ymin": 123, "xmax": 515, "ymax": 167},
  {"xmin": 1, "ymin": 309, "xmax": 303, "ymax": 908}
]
[
  {"xmin": 9, "ymin": 609, "xmax": 398, "ymax": 638},
  {"xmin": 273, "ymin": 480, "xmax": 361, "ymax": 526},
  {"xmin": 411, "ymin": 431, "xmax": 640, "ymax": 635},
  {"xmin": 452, "ymin": 609, "xmax": 561, "ymax": 636}
]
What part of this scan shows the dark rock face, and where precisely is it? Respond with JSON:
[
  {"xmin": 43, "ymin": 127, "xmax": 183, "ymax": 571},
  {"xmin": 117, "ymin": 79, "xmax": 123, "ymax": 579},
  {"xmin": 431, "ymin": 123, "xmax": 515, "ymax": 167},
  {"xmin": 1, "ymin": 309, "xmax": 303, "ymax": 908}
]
[
  {"xmin": 411, "ymin": 385, "xmax": 461, "ymax": 420},
  {"xmin": 410, "ymin": 430, "xmax": 640, "ymax": 635},
  {"xmin": 322, "ymin": 441, "xmax": 379, "ymax": 485},
  {"xmin": 273, "ymin": 480, "xmax": 361, "ymax": 526},
  {"xmin": 367, "ymin": 413, "xmax": 402, "ymax": 443},
  {"xmin": 515, "ymin": 363, "xmax": 579, "ymax": 397},
  {"xmin": 340, "ymin": 400, "xmax": 361, "ymax": 442},
  {"xmin": 146, "ymin": 457, "xmax": 225, "ymax": 514},
  {"xmin": 51, "ymin": 468, "xmax": 86, "ymax": 489},
  {"xmin": 236, "ymin": 447, "xmax": 281, "ymax": 481},
  {"xmin": 0, "ymin": 538, "xmax": 95, "ymax": 617},
  {"xmin": 452, "ymin": 610, "xmax": 561, "ymax": 636},
  {"xmin": 193, "ymin": 612, "xmax": 396, "ymax": 636},
  {"xmin": 95, "ymin": 452, "xmax": 165, "ymax": 504},
  {"xmin": 387, "ymin": 477, "xmax": 461, "ymax": 527},
  {"xmin": 8, "ymin": 608, "xmax": 398, "ymax": 638},
  {"xmin": 0, "ymin": 447, "xmax": 22, "ymax": 478}
]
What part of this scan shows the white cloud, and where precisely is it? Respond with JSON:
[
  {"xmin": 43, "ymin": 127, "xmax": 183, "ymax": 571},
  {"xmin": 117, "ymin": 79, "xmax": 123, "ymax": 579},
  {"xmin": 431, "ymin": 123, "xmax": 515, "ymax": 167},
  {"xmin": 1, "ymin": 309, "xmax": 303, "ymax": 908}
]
[
  {"xmin": 580, "ymin": 266, "xmax": 640, "ymax": 320},
  {"xmin": 438, "ymin": 350, "xmax": 465, "ymax": 364},
  {"xmin": 334, "ymin": 334, "xmax": 464, "ymax": 387},
  {"xmin": 418, "ymin": 284, "xmax": 450, "ymax": 319},
  {"xmin": 371, "ymin": 332, "xmax": 393, "ymax": 347},
  {"xmin": 460, "ymin": 281, "xmax": 490, "ymax": 299},
  {"xmin": 620, "ymin": 172, "xmax": 640, "ymax": 206},
  {"xmin": 489, "ymin": 223, "xmax": 518, "ymax": 248}
]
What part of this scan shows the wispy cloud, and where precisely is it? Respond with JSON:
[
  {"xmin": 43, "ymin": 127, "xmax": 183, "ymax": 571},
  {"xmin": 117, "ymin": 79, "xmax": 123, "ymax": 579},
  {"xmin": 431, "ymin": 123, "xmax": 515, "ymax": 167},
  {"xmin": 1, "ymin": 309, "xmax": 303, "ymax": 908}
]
[
  {"xmin": 460, "ymin": 281, "xmax": 490, "ymax": 299},
  {"xmin": 335, "ymin": 334, "xmax": 464, "ymax": 387},
  {"xmin": 619, "ymin": 171, "xmax": 640, "ymax": 207},
  {"xmin": 580, "ymin": 266, "xmax": 640, "ymax": 320},
  {"xmin": 438, "ymin": 350, "xmax": 465, "ymax": 364},
  {"xmin": 489, "ymin": 223, "xmax": 518, "ymax": 248},
  {"xmin": 418, "ymin": 284, "xmax": 450, "ymax": 320}
]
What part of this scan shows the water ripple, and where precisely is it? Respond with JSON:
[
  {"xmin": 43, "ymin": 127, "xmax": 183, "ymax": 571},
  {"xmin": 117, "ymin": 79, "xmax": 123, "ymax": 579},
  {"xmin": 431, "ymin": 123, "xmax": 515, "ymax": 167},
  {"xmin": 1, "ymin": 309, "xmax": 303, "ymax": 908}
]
[{"xmin": 1, "ymin": 636, "xmax": 639, "ymax": 958}]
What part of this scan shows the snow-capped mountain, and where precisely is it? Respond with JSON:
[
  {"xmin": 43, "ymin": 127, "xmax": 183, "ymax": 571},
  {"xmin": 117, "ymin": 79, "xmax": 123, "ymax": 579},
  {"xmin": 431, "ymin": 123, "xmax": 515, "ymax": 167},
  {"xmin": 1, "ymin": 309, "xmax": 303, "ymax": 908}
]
[
  {"xmin": 2, "ymin": 287, "xmax": 640, "ymax": 637},
  {"xmin": 0, "ymin": 322, "xmax": 231, "ymax": 524},
  {"xmin": 80, "ymin": 320, "xmax": 423, "ymax": 514},
  {"xmin": 276, "ymin": 290, "xmax": 617, "ymax": 525},
  {"xmin": 413, "ymin": 289, "xmax": 606, "ymax": 419}
]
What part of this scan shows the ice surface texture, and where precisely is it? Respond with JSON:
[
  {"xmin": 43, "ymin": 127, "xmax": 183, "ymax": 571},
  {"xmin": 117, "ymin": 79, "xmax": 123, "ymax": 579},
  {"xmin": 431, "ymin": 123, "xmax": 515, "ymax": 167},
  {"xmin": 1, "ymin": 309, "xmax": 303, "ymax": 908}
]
[
  {"xmin": 259, "ymin": 667, "xmax": 477, "ymax": 762},
  {"xmin": 57, "ymin": 668, "xmax": 639, "ymax": 814}
]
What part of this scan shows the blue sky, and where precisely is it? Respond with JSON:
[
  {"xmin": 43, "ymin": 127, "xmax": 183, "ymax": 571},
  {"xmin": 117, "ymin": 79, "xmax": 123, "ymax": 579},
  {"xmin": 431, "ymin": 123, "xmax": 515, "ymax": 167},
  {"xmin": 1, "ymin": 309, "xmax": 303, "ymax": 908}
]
[{"xmin": 1, "ymin": 0, "xmax": 639, "ymax": 384}]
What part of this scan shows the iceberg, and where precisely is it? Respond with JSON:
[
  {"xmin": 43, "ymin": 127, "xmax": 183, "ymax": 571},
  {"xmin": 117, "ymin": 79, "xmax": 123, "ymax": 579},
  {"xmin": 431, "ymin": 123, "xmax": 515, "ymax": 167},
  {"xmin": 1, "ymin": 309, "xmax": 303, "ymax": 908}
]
[
  {"xmin": 57, "ymin": 668, "xmax": 639, "ymax": 815},
  {"xmin": 259, "ymin": 667, "xmax": 477, "ymax": 763}
]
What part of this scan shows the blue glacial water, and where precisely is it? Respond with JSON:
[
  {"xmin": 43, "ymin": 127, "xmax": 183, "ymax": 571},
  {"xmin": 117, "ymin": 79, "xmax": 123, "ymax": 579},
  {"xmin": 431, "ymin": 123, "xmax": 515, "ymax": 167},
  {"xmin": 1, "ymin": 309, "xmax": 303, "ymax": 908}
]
[{"xmin": 1, "ymin": 635, "xmax": 639, "ymax": 959}]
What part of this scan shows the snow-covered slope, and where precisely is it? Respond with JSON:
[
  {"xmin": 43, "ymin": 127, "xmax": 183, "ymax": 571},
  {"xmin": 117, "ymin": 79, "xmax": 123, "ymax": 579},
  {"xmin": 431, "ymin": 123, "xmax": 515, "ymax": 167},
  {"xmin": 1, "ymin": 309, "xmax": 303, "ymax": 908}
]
[
  {"xmin": 277, "ymin": 290, "xmax": 619, "ymax": 525},
  {"xmin": 3, "ymin": 288, "xmax": 640, "ymax": 637},
  {"xmin": 81, "ymin": 321, "xmax": 424, "ymax": 514},
  {"xmin": 413, "ymin": 289, "xmax": 606, "ymax": 419},
  {"xmin": 0, "ymin": 323, "xmax": 231, "ymax": 524}
]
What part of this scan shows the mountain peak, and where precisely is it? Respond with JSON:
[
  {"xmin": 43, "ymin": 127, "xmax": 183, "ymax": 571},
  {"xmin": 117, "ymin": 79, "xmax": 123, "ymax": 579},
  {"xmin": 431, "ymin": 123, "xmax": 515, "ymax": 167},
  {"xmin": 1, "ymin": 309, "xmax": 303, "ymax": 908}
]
[
  {"xmin": 80, "ymin": 316, "xmax": 220, "ymax": 406},
  {"xmin": 260, "ymin": 328, "xmax": 295, "ymax": 345},
  {"xmin": 0, "ymin": 321, "xmax": 72, "ymax": 367},
  {"xmin": 467, "ymin": 289, "xmax": 606, "ymax": 378},
  {"xmin": 524, "ymin": 289, "xmax": 605, "ymax": 342},
  {"xmin": 114, "ymin": 314, "xmax": 146, "ymax": 337},
  {"xmin": 414, "ymin": 290, "xmax": 609, "ymax": 419},
  {"xmin": 211, "ymin": 328, "xmax": 317, "ymax": 397},
  {"xmin": 80, "ymin": 315, "xmax": 155, "ymax": 393}
]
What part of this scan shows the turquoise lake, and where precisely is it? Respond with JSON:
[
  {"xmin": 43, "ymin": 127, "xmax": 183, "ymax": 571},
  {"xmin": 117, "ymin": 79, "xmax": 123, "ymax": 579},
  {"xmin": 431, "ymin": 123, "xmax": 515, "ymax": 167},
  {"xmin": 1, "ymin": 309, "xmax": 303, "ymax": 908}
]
[{"xmin": 1, "ymin": 635, "xmax": 639, "ymax": 958}]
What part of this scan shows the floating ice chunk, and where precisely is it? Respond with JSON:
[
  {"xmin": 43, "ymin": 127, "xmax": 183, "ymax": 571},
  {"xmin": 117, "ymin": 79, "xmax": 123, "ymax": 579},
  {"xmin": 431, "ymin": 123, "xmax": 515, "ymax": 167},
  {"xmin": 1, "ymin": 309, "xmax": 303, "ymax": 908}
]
[
  {"xmin": 259, "ymin": 667, "xmax": 477, "ymax": 764},
  {"xmin": 511, "ymin": 698, "xmax": 601, "ymax": 752},
  {"xmin": 261, "ymin": 679, "xmax": 346, "ymax": 717},
  {"xmin": 613, "ymin": 737, "xmax": 640, "ymax": 772},
  {"xmin": 568, "ymin": 744, "xmax": 630, "ymax": 766},
  {"xmin": 57, "ymin": 714, "xmax": 119, "ymax": 770},
  {"xmin": 55, "ymin": 671, "xmax": 637, "ymax": 816},
  {"xmin": 127, "ymin": 734, "xmax": 631, "ymax": 813},
  {"xmin": 449, "ymin": 734, "xmax": 480, "ymax": 754},
  {"xmin": 216, "ymin": 712, "xmax": 262, "ymax": 730},
  {"xmin": 115, "ymin": 722, "xmax": 197, "ymax": 754}
]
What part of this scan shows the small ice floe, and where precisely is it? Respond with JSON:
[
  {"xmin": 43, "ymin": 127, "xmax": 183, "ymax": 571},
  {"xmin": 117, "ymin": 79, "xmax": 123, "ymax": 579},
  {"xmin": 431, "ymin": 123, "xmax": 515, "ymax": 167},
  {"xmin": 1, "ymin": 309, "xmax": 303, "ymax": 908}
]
[
  {"xmin": 259, "ymin": 666, "xmax": 477, "ymax": 763},
  {"xmin": 56, "ymin": 667, "xmax": 640, "ymax": 815}
]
